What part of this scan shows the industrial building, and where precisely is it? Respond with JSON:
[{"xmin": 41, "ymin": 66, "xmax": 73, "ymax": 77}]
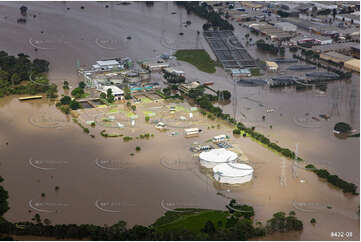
[
  {"xmin": 204, "ymin": 30, "xmax": 256, "ymax": 70},
  {"xmin": 274, "ymin": 22, "xmax": 297, "ymax": 32},
  {"xmin": 101, "ymin": 85, "xmax": 124, "ymax": 100},
  {"xmin": 178, "ymin": 81, "xmax": 201, "ymax": 94},
  {"xmin": 249, "ymin": 23, "xmax": 293, "ymax": 40},
  {"xmin": 163, "ymin": 67, "xmax": 185, "ymax": 76},
  {"xmin": 213, "ymin": 163, "xmax": 254, "ymax": 184},
  {"xmin": 141, "ymin": 62, "xmax": 169, "ymax": 71},
  {"xmin": 199, "ymin": 148, "xmax": 238, "ymax": 168},
  {"xmin": 266, "ymin": 61, "xmax": 279, "ymax": 72},
  {"xmin": 320, "ymin": 51, "xmax": 353, "ymax": 64},
  {"xmin": 231, "ymin": 68, "xmax": 251, "ymax": 78},
  {"xmin": 344, "ymin": 58, "xmax": 360, "ymax": 72}
]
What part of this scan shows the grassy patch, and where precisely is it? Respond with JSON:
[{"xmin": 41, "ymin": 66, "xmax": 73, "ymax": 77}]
[
  {"xmin": 154, "ymin": 209, "xmax": 228, "ymax": 233},
  {"xmin": 175, "ymin": 105, "xmax": 187, "ymax": 112},
  {"xmin": 143, "ymin": 111, "xmax": 156, "ymax": 117},
  {"xmin": 126, "ymin": 112, "xmax": 138, "ymax": 119},
  {"xmin": 108, "ymin": 108, "xmax": 120, "ymax": 113},
  {"xmin": 175, "ymin": 49, "xmax": 216, "ymax": 73},
  {"xmin": 141, "ymin": 97, "xmax": 153, "ymax": 104}
]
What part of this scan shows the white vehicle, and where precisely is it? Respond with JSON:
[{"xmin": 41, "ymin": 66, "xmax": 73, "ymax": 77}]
[
  {"xmin": 184, "ymin": 128, "xmax": 201, "ymax": 138},
  {"xmin": 212, "ymin": 134, "xmax": 227, "ymax": 143},
  {"xmin": 155, "ymin": 122, "xmax": 167, "ymax": 130}
]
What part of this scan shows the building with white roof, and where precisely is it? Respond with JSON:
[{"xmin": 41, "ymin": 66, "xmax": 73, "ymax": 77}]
[
  {"xmin": 213, "ymin": 163, "xmax": 254, "ymax": 184},
  {"xmin": 92, "ymin": 59, "xmax": 123, "ymax": 71},
  {"xmin": 101, "ymin": 85, "xmax": 124, "ymax": 100},
  {"xmin": 199, "ymin": 148, "xmax": 238, "ymax": 168}
]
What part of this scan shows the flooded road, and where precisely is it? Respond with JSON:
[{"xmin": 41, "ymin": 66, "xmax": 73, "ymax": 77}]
[{"xmin": 0, "ymin": 2, "xmax": 359, "ymax": 241}]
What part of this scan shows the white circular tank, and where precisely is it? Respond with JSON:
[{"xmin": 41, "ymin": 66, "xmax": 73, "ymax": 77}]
[
  {"xmin": 199, "ymin": 148, "xmax": 238, "ymax": 168},
  {"xmin": 213, "ymin": 163, "xmax": 254, "ymax": 184}
]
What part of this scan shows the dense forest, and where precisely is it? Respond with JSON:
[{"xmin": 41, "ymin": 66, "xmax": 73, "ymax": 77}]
[{"xmin": 0, "ymin": 51, "xmax": 57, "ymax": 98}]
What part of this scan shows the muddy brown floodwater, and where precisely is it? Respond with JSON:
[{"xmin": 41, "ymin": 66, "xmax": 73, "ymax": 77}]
[{"xmin": 0, "ymin": 2, "xmax": 359, "ymax": 241}]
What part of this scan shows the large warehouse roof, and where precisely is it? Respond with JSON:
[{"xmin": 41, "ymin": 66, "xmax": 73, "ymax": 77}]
[
  {"xmin": 213, "ymin": 163, "xmax": 254, "ymax": 178},
  {"xmin": 320, "ymin": 51, "xmax": 353, "ymax": 63},
  {"xmin": 344, "ymin": 58, "xmax": 360, "ymax": 72},
  {"xmin": 199, "ymin": 148, "xmax": 238, "ymax": 163}
]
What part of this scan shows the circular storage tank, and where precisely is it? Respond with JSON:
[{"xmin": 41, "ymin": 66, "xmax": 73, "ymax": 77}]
[
  {"xmin": 213, "ymin": 163, "xmax": 254, "ymax": 184},
  {"xmin": 199, "ymin": 148, "xmax": 238, "ymax": 168}
]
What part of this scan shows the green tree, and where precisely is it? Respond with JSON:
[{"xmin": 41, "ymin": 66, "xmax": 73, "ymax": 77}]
[
  {"xmin": 10, "ymin": 73, "xmax": 21, "ymax": 86},
  {"xmin": 46, "ymin": 83, "xmax": 58, "ymax": 98},
  {"xmin": 69, "ymin": 100, "xmax": 80, "ymax": 110},
  {"xmin": 202, "ymin": 220, "xmax": 216, "ymax": 234},
  {"xmin": 71, "ymin": 87, "xmax": 84, "ymax": 99},
  {"xmin": 60, "ymin": 95, "xmax": 71, "ymax": 105},
  {"xmin": 100, "ymin": 92, "xmax": 106, "ymax": 99},
  {"xmin": 106, "ymin": 88, "xmax": 115, "ymax": 103},
  {"xmin": 78, "ymin": 81, "xmax": 86, "ymax": 89},
  {"xmin": 63, "ymin": 81, "xmax": 69, "ymax": 89},
  {"xmin": 123, "ymin": 86, "xmax": 131, "ymax": 100}
]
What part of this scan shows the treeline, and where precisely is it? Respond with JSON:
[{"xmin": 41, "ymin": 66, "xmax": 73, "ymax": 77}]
[
  {"xmin": 305, "ymin": 164, "xmax": 358, "ymax": 195},
  {"xmin": 256, "ymin": 39, "xmax": 285, "ymax": 56},
  {"xmin": 186, "ymin": 86, "xmax": 234, "ymax": 122},
  {"xmin": 0, "ymin": 198, "xmax": 303, "ymax": 241},
  {"xmin": 234, "ymin": 122, "xmax": 298, "ymax": 160},
  {"xmin": 176, "ymin": 2, "xmax": 234, "ymax": 31},
  {"xmin": 0, "ymin": 51, "xmax": 56, "ymax": 98},
  {"xmin": 163, "ymin": 72, "xmax": 186, "ymax": 84},
  {"xmin": 0, "ymin": 177, "xmax": 9, "ymax": 218}
]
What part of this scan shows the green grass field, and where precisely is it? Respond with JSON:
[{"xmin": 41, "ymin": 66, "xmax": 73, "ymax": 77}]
[
  {"xmin": 153, "ymin": 209, "xmax": 229, "ymax": 233},
  {"xmin": 141, "ymin": 97, "xmax": 153, "ymax": 104},
  {"xmin": 175, "ymin": 49, "xmax": 216, "ymax": 73},
  {"xmin": 143, "ymin": 111, "xmax": 156, "ymax": 117}
]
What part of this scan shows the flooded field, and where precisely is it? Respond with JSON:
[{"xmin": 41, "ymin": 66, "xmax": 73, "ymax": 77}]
[{"xmin": 0, "ymin": 1, "xmax": 359, "ymax": 241}]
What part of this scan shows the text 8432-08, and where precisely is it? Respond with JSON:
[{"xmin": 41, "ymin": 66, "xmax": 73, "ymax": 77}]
[{"xmin": 330, "ymin": 232, "xmax": 353, "ymax": 238}]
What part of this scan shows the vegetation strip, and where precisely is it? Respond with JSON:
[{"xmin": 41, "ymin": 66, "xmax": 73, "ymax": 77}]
[
  {"xmin": 305, "ymin": 164, "xmax": 358, "ymax": 195},
  {"xmin": 175, "ymin": 49, "xmax": 216, "ymax": 74}
]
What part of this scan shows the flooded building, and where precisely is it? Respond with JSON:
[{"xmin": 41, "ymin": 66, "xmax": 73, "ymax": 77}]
[
  {"xmin": 199, "ymin": 148, "xmax": 238, "ymax": 168},
  {"xmin": 213, "ymin": 163, "xmax": 254, "ymax": 184},
  {"xmin": 266, "ymin": 61, "xmax": 279, "ymax": 72},
  {"xmin": 231, "ymin": 68, "xmax": 251, "ymax": 78},
  {"xmin": 101, "ymin": 85, "xmax": 124, "ymax": 100},
  {"xmin": 344, "ymin": 58, "xmax": 360, "ymax": 72},
  {"xmin": 320, "ymin": 51, "xmax": 353, "ymax": 64}
]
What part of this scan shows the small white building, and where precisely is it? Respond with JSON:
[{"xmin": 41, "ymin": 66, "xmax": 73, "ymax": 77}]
[
  {"xmin": 163, "ymin": 67, "xmax": 185, "ymax": 76},
  {"xmin": 212, "ymin": 135, "xmax": 227, "ymax": 143},
  {"xmin": 142, "ymin": 62, "xmax": 170, "ymax": 71},
  {"xmin": 199, "ymin": 148, "xmax": 238, "ymax": 168},
  {"xmin": 274, "ymin": 22, "xmax": 297, "ymax": 32},
  {"xmin": 93, "ymin": 60, "xmax": 123, "ymax": 71},
  {"xmin": 213, "ymin": 163, "xmax": 254, "ymax": 184},
  {"xmin": 101, "ymin": 85, "xmax": 124, "ymax": 100},
  {"xmin": 265, "ymin": 61, "xmax": 279, "ymax": 72}
]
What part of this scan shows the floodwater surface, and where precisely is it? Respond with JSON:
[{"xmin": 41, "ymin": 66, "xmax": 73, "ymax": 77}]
[{"xmin": 0, "ymin": 2, "xmax": 359, "ymax": 241}]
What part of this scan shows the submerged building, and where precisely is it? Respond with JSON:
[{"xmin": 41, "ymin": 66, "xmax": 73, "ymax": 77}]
[
  {"xmin": 199, "ymin": 148, "xmax": 238, "ymax": 168},
  {"xmin": 213, "ymin": 163, "xmax": 254, "ymax": 184}
]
